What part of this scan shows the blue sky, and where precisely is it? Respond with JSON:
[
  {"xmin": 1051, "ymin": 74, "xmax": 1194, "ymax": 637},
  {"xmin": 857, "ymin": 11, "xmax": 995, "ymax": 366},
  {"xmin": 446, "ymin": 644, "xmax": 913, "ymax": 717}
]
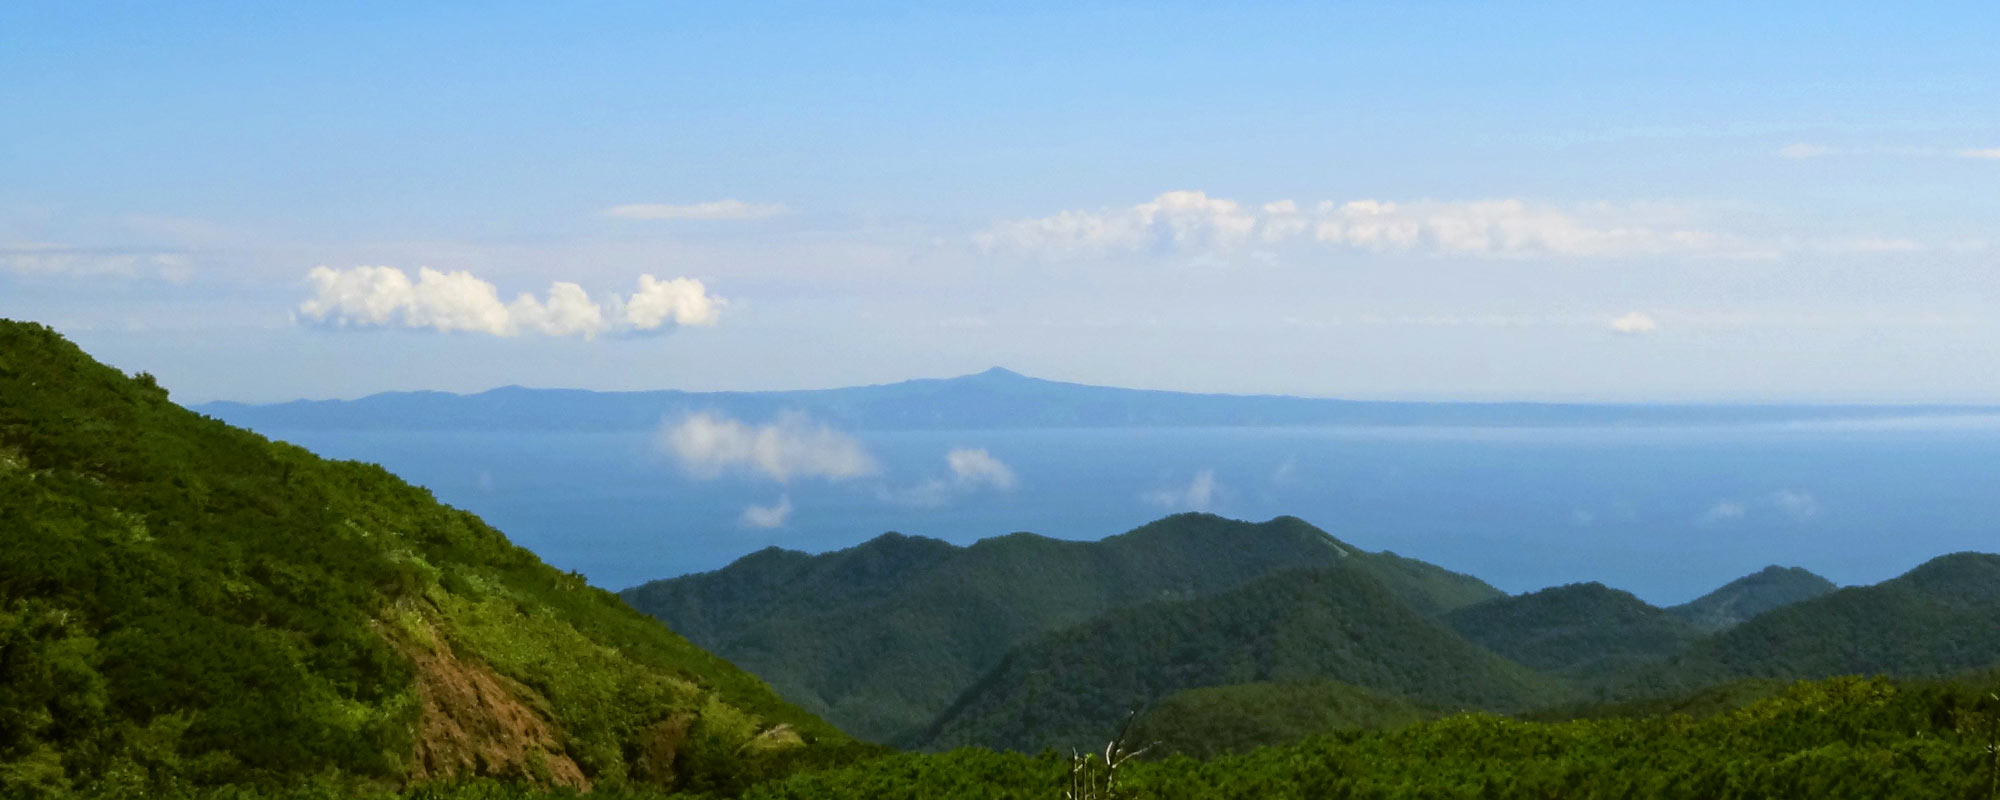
[{"xmin": 5, "ymin": 2, "xmax": 1998, "ymax": 403}]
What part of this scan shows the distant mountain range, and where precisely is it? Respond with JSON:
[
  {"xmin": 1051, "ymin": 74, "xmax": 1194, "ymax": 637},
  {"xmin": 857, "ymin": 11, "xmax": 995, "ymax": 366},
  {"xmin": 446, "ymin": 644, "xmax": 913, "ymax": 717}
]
[
  {"xmin": 625, "ymin": 513, "xmax": 2000, "ymax": 754},
  {"xmin": 193, "ymin": 367, "xmax": 1997, "ymax": 432}
]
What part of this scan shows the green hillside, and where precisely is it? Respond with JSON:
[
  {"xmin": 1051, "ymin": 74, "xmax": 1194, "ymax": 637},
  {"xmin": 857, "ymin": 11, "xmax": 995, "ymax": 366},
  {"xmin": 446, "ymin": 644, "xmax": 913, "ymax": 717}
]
[
  {"xmin": 620, "ymin": 514, "xmax": 1500, "ymax": 744},
  {"xmin": 914, "ymin": 563, "xmax": 1566, "ymax": 753},
  {"xmin": 1444, "ymin": 582, "xmax": 1701, "ymax": 680},
  {"xmin": 1668, "ymin": 565, "xmax": 1839, "ymax": 632},
  {"xmin": 1623, "ymin": 552, "xmax": 2000, "ymax": 696},
  {"xmin": 739, "ymin": 674, "xmax": 2000, "ymax": 800},
  {"xmin": 1127, "ymin": 679, "xmax": 1429, "ymax": 759},
  {"xmin": 0, "ymin": 321, "xmax": 853, "ymax": 798}
]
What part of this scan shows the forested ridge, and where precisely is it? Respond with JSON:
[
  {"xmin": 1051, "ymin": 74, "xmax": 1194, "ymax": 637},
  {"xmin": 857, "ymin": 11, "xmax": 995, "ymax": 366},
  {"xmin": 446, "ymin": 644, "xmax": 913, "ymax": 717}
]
[{"xmin": 620, "ymin": 514, "xmax": 1501, "ymax": 744}]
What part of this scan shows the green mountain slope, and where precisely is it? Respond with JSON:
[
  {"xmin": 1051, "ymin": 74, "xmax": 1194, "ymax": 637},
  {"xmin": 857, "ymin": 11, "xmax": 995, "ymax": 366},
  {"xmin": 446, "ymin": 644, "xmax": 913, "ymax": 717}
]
[
  {"xmin": 1444, "ymin": 582, "xmax": 1701, "ymax": 679},
  {"xmin": 913, "ymin": 563, "xmax": 1566, "ymax": 753},
  {"xmin": 1667, "ymin": 565, "xmax": 1838, "ymax": 632},
  {"xmin": 1127, "ymin": 679, "xmax": 1428, "ymax": 759},
  {"xmin": 619, "ymin": 514, "xmax": 1500, "ymax": 744},
  {"xmin": 1623, "ymin": 552, "xmax": 2000, "ymax": 696},
  {"xmin": 0, "ymin": 321, "xmax": 850, "ymax": 798},
  {"xmin": 738, "ymin": 674, "xmax": 2000, "ymax": 800}
]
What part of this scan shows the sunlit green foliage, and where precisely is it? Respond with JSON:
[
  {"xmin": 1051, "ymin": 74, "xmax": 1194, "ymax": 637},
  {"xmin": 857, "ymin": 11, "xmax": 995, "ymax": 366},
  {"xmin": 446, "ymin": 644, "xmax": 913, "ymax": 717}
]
[{"xmin": 0, "ymin": 320, "xmax": 850, "ymax": 798}]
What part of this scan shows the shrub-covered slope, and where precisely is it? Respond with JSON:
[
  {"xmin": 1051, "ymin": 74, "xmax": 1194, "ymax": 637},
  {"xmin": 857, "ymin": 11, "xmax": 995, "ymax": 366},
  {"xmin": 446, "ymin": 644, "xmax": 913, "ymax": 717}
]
[
  {"xmin": 739, "ymin": 674, "xmax": 2000, "ymax": 800},
  {"xmin": 914, "ymin": 563, "xmax": 1565, "ymax": 753},
  {"xmin": 1127, "ymin": 679, "xmax": 1428, "ymax": 759},
  {"xmin": 0, "ymin": 320, "xmax": 850, "ymax": 798},
  {"xmin": 621, "ymin": 514, "xmax": 1499, "ymax": 743},
  {"xmin": 1667, "ymin": 565, "xmax": 1839, "ymax": 632},
  {"xmin": 1444, "ymin": 582, "xmax": 1701, "ymax": 679}
]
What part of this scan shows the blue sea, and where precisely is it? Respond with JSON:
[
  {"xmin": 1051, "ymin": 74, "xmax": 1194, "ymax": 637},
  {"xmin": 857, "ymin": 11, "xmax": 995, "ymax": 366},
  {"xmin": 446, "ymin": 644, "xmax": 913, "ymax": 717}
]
[{"xmin": 264, "ymin": 417, "xmax": 2000, "ymax": 605}]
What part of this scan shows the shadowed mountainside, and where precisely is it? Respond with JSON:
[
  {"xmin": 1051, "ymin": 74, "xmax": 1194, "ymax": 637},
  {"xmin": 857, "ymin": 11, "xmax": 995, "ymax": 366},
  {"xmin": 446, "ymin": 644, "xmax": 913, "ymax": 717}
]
[{"xmin": 620, "ymin": 514, "xmax": 1500, "ymax": 744}]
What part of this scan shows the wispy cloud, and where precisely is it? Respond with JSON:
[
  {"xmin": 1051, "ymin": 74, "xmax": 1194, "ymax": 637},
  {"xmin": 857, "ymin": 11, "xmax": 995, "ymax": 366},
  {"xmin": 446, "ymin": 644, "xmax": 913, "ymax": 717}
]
[
  {"xmin": 1143, "ymin": 469, "xmax": 1221, "ymax": 511},
  {"xmin": 1698, "ymin": 500, "xmax": 1747, "ymax": 525},
  {"xmin": 296, "ymin": 266, "xmax": 722, "ymax": 338},
  {"xmin": 977, "ymin": 191, "xmax": 1762, "ymax": 260},
  {"xmin": 739, "ymin": 494, "xmax": 793, "ymax": 528},
  {"xmin": 1769, "ymin": 489, "xmax": 1819, "ymax": 521},
  {"xmin": 1698, "ymin": 490, "xmax": 1820, "ymax": 526},
  {"xmin": 1609, "ymin": 311, "xmax": 1659, "ymax": 335},
  {"xmin": 1, "ymin": 243, "xmax": 194, "ymax": 282},
  {"xmin": 660, "ymin": 412, "xmax": 877, "ymax": 484},
  {"xmin": 605, "ymin": 200, "xmax": 787, "ymax": 221},
  {"xmin": 1779, "ymin": 143, "xmax": 2000, "ymax": 161}
]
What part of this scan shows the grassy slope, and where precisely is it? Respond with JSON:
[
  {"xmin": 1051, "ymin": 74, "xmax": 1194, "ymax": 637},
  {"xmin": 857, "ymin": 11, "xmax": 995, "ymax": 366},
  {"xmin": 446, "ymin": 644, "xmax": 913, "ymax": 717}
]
[{"xmin": 0, "ymin": 320, "xmax": 851, "ymax": 798}]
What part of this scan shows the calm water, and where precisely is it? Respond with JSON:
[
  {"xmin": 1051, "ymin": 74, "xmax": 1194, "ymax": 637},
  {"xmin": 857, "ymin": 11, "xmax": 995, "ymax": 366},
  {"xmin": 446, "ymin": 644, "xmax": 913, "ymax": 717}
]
[{"xmin": 265, "ymin": 418, "xmax": 2000, "ymax": 605}]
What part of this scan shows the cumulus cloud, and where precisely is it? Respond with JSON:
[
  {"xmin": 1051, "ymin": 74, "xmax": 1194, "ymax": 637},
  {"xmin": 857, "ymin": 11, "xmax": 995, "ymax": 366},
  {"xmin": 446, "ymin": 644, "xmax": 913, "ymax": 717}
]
[
  {"xmin": 605, "ymin": 200, "xmax": 787, "ymax": 221},
  {"xmin": 1143, "ymin": 469, "xmax": 1221, "ymax": 511},
  {"xmin": 977, "ymin": 192, "xmax": 1751, "ymax": 260},
  {"xmin": 739, "ymin": 494, "xmax": 793, "ymax": 528},
  {"xmin": 1610, "ymin": 311, "xmax": 1659, "ymax": 334},
  {"xmin": 946, "ymin": 448, "xmax": 1016, "ymax": 490},
  {"xmin": 296, "ymin": 266, "xmax": 723, "ymax": 338},
  {"xmin": 877, "ymin": 447, "xmax": 1019, "ymax": 508},
  {"xmin": 660, "ymin": 412, "xmax": 877, "ymax": 483},
  {"xmin": 1769, "ymin": 489, "xmax": 1820, "ymax": 521}
]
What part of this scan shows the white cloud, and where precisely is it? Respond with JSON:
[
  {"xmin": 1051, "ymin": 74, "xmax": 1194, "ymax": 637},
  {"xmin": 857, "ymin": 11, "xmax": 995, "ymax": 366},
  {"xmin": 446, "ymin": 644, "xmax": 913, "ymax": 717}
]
[
  {"xmin": 1769, "ymin": 489, "xmax": 1820, "ymax": 521},
  {"xmin": 605, "ymin": 200, "xmax": 787, "ymax": 221},
  {"xmin": 946, "ymin": 447, "xmax": 1016, "ymax": 490},
  {"xmin": 296, "ymin": 266, "xmax": 724, "ymax": 338},
  {"xmin": 617, "ymin": 274, "xmax": 723, "ymax": 328},
  {"xmin": 1143, "ymin": 469, "xmax": 1220, "ymax": 511},
  {"xmin": 660, "ymin": 412, "xmax": 877, "ymax": 483},
  {"xmin": 1698, "ymin": 500, "xmax": 1747, "ymax": 525},
  {"xmin": 977, "ymin": 192, "xmax": 1750, "ymax": 260},
  {"xmin": 1609, "ymin": 311, "xmax": 1659, "ymax": 334},
  {"xmin": 1959, "ymin": 148, "xmax": 2000, "ymax": 160},
  {"xmin": 739, "ymin": 494, "xmax": 793, "ymax": 528},
  {"xmin": 877, "ymin": 447, "xmax": 1018, "ymax": 508}
]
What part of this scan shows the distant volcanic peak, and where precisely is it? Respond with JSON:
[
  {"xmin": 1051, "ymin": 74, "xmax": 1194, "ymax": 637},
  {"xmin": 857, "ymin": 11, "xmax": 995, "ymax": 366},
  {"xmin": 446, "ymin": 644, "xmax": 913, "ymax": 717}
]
[{"xmin": 970, "ymin": 366, "xmax": 1028, "ymax": 380}]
